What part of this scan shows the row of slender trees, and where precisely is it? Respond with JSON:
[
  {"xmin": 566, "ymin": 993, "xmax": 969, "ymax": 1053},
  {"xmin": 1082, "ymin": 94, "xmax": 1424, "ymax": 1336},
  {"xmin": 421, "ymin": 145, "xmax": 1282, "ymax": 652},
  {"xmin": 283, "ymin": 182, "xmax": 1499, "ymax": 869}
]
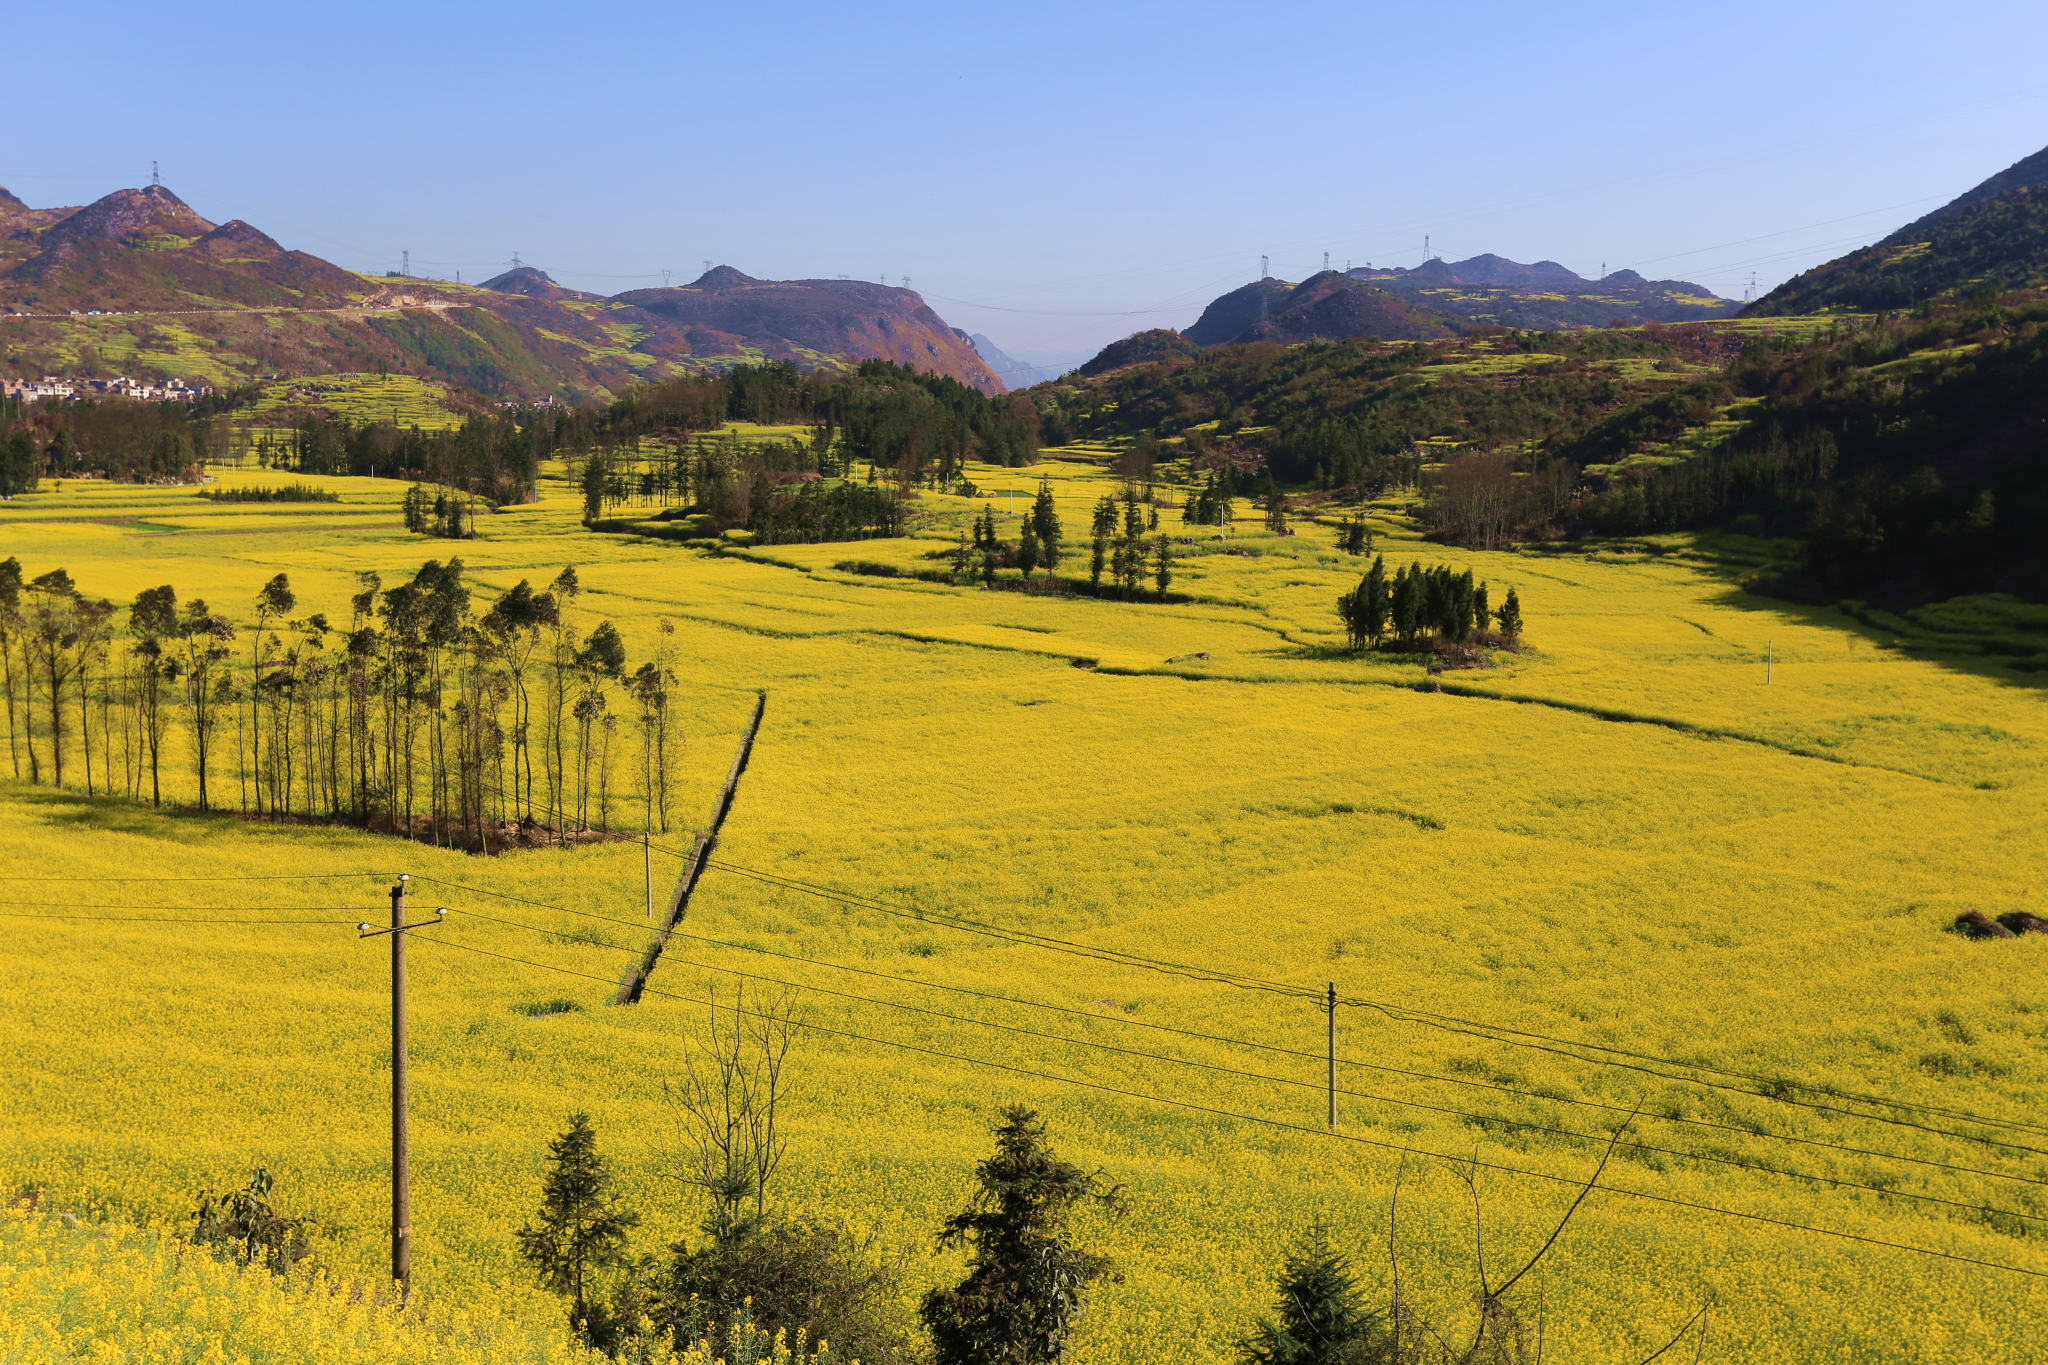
[{"xmin": 0, "ymin": 556, "xmax": 680, "ymax": 851}]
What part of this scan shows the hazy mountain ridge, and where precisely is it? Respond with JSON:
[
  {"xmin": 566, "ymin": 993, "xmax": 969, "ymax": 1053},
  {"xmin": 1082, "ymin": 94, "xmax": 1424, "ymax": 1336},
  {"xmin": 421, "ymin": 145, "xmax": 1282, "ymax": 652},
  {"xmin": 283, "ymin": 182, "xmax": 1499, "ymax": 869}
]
[
  {"xmin": 1351, "ymin": 253, "xmax": 1739, "ymax": 328},
  {"xmin": 0, "ymin": 185, "xmax": 1001, "ymax": 398}
]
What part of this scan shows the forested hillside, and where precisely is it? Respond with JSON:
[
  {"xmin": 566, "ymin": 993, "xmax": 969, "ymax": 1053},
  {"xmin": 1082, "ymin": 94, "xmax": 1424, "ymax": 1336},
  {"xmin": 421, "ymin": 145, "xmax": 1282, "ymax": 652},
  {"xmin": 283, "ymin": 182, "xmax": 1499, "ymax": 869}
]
[
  {"xmin": 1037, "ymin": 295, "xmax": 2048, "ymax": 607},
  {"xmin": 1749, "ymin": 143, "xmax": 2048, "ymax": 314}
]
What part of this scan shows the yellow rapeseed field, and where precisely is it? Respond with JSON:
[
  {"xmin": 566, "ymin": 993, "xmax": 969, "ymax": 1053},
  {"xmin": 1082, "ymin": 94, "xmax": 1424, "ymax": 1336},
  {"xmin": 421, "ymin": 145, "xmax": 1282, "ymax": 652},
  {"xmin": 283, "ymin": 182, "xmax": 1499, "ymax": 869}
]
[{"xmin": 2, "ymin": 461, "xmax": 2044, "ymax": 1363}]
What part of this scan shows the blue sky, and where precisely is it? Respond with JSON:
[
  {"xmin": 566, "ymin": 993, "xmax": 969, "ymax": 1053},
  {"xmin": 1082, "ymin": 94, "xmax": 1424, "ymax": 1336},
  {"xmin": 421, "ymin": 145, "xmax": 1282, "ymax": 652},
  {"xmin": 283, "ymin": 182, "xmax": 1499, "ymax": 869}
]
[{"xmin": 5, "ymin": 0, "xmax": 2046, "ymax": 354}]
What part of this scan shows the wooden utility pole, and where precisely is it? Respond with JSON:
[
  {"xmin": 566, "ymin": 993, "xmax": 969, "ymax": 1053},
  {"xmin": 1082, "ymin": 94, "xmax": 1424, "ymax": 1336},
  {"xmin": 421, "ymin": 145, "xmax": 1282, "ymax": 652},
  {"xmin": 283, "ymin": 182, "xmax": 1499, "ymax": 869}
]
[
  {"xmin": 357, "ymin": 875, "xmax": 447, "ymax": 1304},
  {"xmin": 1326, "ymin": 982, "xmax": 1338, "ymax": 1129}
]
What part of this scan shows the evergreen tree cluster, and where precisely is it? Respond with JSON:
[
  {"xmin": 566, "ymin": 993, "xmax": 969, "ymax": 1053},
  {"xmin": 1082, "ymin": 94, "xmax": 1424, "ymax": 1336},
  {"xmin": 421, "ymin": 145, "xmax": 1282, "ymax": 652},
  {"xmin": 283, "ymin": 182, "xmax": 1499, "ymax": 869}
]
[
  {"xmin": 1338, "ymin": 558, "xmax": 1521, "ymax": 651},
  {"xmin": 517, "ymin": 1104, "xmax": 1120, "ymax": 1365},
  {"xmin": 401, "ymin": 483, "xmax": 481, "ymax": 538}
]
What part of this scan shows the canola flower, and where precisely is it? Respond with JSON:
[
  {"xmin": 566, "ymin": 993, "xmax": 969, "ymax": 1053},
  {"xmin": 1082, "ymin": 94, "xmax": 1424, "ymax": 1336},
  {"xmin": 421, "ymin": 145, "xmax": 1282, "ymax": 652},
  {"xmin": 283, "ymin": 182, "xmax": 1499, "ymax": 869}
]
[{"xmin": 1, "ymin": 461, "xmax": 2045, "ymax": 1363}]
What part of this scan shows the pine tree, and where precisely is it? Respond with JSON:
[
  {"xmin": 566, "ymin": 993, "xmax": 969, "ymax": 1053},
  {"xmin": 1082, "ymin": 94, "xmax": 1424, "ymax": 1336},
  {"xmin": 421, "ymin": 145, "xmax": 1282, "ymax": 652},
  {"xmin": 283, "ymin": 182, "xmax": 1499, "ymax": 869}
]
[
  {"xmin": 518, "ymin": 1113, "xmax": 642, "ymax": 1351},
  {"xmin": 1153, "ymin": 538, "xmax": 1173, "ymax": 600},
  {"xmin": 1472, "ymin": 582, "xmax": 1489, "ymax": 638},
  {"xmin": 1390, "ymin": 565, "xmax": 1420, "ymax": 645},
  {"xmin": 1029, "ymin": 480, "xmax": 1063, "ymax": 573},
  {"xmin": 1018, "ymin": 524, "xmax": 1041, "ymax": 577},
  {"xmin": 1262, "ymin": 476, "xmax": 1287, "ymax": 534},
  {"xmin": 1496, "ymin": 586, "xmax": 1524, "ymax": 640},
  {"xmin": 1363, "ymin": 555, "xmax": 1388, "ymax": 647},
  {"xmin": 1236, "ymin": 1222, "xmax": 1385, "ymax": 1365},
  {"xmin": 921, "ymin": 1106, "xmax": 1121, "ymax": 1365}
]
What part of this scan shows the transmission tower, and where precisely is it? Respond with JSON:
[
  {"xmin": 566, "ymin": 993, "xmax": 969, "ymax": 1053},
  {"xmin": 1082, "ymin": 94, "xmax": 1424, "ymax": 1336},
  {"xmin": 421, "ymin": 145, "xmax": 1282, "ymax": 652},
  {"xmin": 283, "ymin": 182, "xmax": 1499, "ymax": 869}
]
[
  {"xmin": 1323, "ymin": 252, "xmax": 1330, "ymax": 271},
  {"xmin": 513, "ymin": 251, "xmax": 522, "ymax": 269},
  {"xmin": 1424, "ymin": 234, "xmax": 1430, "ymax": 260},
  {"xmin": 662, "ymin": 269, "xmax": 672, "ymax": 285},
  {"xmin": 150, "ymin": 161, "xmax": 161, "ymax": 187},
  {"xmin": 1261, "ymin": 255, "xmax": 1269, "ymax": 279},
  {"xmin": 402, "ymin": 250, "xmax": 410, "ymax": 277}
]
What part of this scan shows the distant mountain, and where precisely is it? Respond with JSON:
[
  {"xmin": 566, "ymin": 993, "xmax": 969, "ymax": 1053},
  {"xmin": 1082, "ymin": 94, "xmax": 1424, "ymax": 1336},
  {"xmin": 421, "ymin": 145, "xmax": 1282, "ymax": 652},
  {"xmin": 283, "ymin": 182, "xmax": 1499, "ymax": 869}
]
[
  {"xmin": 1747, "ymin": 144, "xmax": 2048, "ymax": 315},
  {"xmin": 612, "ymin": 267, "xmax": 997, "ymax": 389},
  {"xmin": 477, "ymin": 265, "xmax": 603, "ymax": 302},
  {"xmin": 969, "ymin": 333, "xmax": 1081, "ymax": 387},
  {"xmin": 1350, "ymin": 254, "xmax": 1739, "ymax": 328},
  {"xmin": 1075, "ymin": 328, "xmax": 1200, "ymax": 376},
  {"xmin": 1183, "ymin": 272, "xmax": 1459, "ymax": 346},
  {"xmin": 0, "ymin": 184, "xmax": 1000, "ymax": 398}
]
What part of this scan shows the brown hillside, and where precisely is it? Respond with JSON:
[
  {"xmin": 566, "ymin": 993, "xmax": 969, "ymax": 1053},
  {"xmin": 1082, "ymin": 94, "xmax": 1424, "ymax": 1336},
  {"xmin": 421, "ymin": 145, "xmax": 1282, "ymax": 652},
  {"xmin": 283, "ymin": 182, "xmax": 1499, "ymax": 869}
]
[
  {"xmin": 0, "ymin": 186, "xmax": 998, "ymax": 399},
  {"xmin": 613, "ymin": 266, "xmax": 1003, "ymax": 392}
]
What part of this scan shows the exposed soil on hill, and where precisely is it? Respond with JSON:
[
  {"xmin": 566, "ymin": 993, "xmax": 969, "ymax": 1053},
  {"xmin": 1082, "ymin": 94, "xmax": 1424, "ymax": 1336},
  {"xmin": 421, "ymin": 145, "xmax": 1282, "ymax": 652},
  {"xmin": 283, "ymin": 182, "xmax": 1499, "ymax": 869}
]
[{"xmin": 0, "ymin": 184, "xmax": 1002, "ymax": 398}]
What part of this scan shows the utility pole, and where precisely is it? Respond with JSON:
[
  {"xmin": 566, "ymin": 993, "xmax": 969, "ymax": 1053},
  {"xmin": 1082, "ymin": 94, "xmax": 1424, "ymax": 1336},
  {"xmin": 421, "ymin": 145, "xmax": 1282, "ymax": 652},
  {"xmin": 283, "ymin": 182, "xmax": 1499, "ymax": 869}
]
[
  {"xmin": 1326, "ymin": 982, "xmax": 1338, "ymax": 1128},
  {"xmin": 1767, "ymin": 640, "xmax": 1773, "ymax": 684},
  {"xmin": 357, "ymin": 875, "xmax": 447, "ymax": 1305}
]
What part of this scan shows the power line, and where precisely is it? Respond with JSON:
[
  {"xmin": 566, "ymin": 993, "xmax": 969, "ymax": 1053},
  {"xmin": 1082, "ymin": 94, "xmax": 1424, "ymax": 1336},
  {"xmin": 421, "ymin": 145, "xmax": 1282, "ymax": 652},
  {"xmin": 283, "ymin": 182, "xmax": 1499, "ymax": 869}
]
[
  {"xmin": 1, "ymin": 912, "xmax": 348, "ymax": 924},
  {"xmin": 1343, "ymin": 997, "xmax": 2048, "ymax": 1154},
  {"xmin": 0, "ymin": 875, "xmax": 395, "ymax": 888},
  {"xmin": 409, "ymin": 876, "xmax": 2048, "ymax": 1192},
  {"xmin": 420, "ymin": 847, "xmax": 2048, "ymax": 1150},
  {"xmin": 406, "ymin": 933, "xmax": 2048, "ymax": 1283},
  {"xmin": 435, "ymin": 902, "xmax": 2048, "ymax": 1220},
  {"xmin": 682, "ymin": 856, "xmax": 2048, "ymax": 1145}
]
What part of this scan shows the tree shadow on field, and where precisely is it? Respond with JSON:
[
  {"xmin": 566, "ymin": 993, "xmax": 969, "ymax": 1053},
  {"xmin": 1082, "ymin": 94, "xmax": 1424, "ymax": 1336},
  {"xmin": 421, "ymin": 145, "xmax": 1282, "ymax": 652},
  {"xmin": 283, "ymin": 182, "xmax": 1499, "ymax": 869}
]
[
  {"xmin": 1698, "ymin": 579, "xmax": 2048, "ymax": 697},
  {"xmin": 0, "ymin": 782, "xmax": 386, "ymax": 856}
]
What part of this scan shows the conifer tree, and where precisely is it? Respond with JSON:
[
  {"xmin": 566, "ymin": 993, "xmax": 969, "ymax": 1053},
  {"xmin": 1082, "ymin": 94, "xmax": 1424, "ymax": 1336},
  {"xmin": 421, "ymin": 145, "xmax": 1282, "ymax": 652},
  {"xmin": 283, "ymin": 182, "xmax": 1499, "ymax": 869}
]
[
  {"xmin": 1496, "ymin": 586, "xmax": 1524, "ymax": 639},
  {"xmin": 1029, "ymin": 479, "xmax": 1063, "ymax": 572},
  {"xmin": 518, "ymin": 1113, "xmax": 642, "ymax": 1352},
  {"xmin": 1390, "ymin": 565, "xmax": 1420, "ymax": 645},
  {"xmin": 1153, "ymin": 538, "xmax": 1173, "ymax": 600},
  {"xmin": 1236, "ymin": 1222, "xmax": 1385, "ymax": 1365},
  {"xmin": 921, "ymin": 1106, "xmax": 1121, "ymax": 1365},
  {"xmin": 1262, "ymin": 476, "xmax": 1287, "ymax": 534},
  {"xmin": 1363, "ymin": 555, "xmax": 1388, "ymax": 647},
  {"xmin": 1472, "ymin": 582, "xmax": 1490, "ymax": 637}
]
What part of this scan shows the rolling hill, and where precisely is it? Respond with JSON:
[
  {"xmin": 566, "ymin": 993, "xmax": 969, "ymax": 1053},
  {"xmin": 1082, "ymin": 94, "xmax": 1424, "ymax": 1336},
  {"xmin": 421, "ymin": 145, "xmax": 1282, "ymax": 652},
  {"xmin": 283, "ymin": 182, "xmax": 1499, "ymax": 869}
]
[
  {"xmin": 1182, "ymin": 271, "xmax": 1460, "ymax": 345},
  {"xmin": 1747, "ymin": 143, "xmax": 2048, "ymax": 314},
  {"xmin": 0, "ymin": 184, "xmax": 1002, "ymax": 399}
]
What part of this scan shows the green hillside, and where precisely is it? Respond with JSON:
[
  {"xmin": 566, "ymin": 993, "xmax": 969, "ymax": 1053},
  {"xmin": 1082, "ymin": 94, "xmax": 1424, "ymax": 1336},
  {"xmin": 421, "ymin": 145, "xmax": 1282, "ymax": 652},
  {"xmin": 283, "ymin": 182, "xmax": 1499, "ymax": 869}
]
[
  {"xmin": 1034, "ymin": 295, "xmax": 2048, "ymax": 609},
  {"xmin": 1749, "ymin": 144, "xmax": 2048, "ymax": 314}
]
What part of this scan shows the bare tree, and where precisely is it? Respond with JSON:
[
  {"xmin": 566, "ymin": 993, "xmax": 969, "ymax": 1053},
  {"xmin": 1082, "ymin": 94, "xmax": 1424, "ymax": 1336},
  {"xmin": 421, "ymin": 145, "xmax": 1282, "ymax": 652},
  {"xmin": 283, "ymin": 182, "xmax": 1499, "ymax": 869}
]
[{"xmin": 666, "ymin": 987, "xmax": 799, "ymax": 1244}]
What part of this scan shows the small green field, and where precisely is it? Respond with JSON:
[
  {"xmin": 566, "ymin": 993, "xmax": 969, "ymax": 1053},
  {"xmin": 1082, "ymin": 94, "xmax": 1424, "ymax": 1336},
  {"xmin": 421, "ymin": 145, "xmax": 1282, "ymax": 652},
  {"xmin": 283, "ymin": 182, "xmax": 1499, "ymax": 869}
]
[{"xmin": 2, "ymin": 459, "xmax": 2045, "ymax": 1363}]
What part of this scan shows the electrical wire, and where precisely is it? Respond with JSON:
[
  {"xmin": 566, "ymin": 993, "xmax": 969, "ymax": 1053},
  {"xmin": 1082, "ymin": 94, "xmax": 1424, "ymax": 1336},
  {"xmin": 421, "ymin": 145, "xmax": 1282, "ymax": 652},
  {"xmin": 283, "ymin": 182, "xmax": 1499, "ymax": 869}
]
[
  {"xmin": 407, "ymin": 932, "xmax": 2048, "ymax": 1284},
  {"xmin": 438, "ymin": 901, "xmax": 2048, "ymax": 1225},
  {"xmin": 677, "ymin": 855, "xmax": 2048, "ymax": 1144},
  {"xmin": 408, "ymin": 873, "xmax": 2048, "ymax": 1191},
  {"xmin": 0, "ymin": 912, "xmax": 347, "ymax": 924},
  {"xmin": 0, "ymin": 875, "xmax": 395, "ymax": 888}
]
